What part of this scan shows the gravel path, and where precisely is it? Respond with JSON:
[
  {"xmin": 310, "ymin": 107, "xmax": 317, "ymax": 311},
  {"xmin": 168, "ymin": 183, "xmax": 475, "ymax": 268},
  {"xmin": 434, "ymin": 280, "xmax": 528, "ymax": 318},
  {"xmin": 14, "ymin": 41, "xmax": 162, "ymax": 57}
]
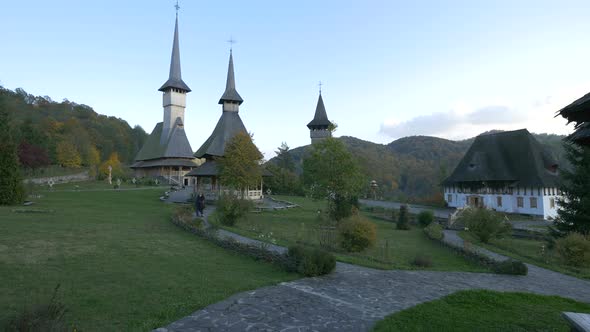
[{"xmin": 155, "ymin": 210, "xmax": 590, "ymax": 332}]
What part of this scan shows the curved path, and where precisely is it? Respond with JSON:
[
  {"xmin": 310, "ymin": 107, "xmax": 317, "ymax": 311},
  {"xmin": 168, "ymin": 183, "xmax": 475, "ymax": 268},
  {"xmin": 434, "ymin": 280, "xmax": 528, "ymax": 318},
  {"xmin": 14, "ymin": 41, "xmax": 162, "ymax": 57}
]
[{"xmin": 155, "ymin": 211, "xmax": 590, "ymax": 332}]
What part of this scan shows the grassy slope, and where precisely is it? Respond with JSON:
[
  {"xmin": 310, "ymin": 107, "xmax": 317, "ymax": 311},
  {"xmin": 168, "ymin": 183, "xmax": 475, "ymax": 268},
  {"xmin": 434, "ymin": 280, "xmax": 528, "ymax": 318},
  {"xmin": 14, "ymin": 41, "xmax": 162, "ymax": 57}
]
[
  {"xmin": 0, "ymin": 187, "xmax": 296, "ymax": 331},
  {"xmin": 373, "ymin": 290, "xmax": 590, "ymax": 332},
  {"xmin": 459, "ymin": 231, "xmax": 590, "ymax": 279},
  {"xmin": 215, "ymin": 196, "xmax": 488, "ymax": 272}
]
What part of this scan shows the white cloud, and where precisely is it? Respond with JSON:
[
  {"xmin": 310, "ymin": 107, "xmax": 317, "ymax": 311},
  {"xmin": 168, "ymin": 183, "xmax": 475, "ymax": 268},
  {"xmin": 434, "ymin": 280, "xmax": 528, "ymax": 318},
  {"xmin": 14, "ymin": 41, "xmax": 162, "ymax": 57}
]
[{"xmin": 380, "ymin": 87, "xmax": 587, "ymax": 140}]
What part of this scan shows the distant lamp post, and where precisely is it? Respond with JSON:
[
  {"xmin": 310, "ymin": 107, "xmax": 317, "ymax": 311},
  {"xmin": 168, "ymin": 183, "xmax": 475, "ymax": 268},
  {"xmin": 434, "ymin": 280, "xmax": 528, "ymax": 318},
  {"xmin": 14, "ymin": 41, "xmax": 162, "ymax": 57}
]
[{"xmin": 370, "ymin": 180, "xmax": 378, "ymax": 200}]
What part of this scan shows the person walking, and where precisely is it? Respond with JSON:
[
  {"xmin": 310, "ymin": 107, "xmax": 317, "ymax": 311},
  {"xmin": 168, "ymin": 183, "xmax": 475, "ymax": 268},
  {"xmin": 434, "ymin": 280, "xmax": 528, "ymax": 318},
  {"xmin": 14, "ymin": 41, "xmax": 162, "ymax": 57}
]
[{"xmin": 197, "ymin": 192, "xmax": 206, "ymax": 217}]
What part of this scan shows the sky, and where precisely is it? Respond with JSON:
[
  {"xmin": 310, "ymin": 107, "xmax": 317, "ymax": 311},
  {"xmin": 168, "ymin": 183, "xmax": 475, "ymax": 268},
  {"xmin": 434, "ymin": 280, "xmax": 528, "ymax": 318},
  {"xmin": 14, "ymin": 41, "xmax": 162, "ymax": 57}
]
[{"xmin": 2, "ymin": 0, "xmax": 590, "ymax": 159}]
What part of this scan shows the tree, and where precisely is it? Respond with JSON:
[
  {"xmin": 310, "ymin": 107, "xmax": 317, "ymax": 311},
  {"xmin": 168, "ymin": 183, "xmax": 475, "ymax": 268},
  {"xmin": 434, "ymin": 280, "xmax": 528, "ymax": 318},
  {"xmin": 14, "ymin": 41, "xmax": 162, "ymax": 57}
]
[
  {"xmin": 84, "ymin": 145, "xmax": 101, "ymax": 178},
  {"xmin": 266, "ymin": 142, "xmax": 302, "ymax": 195},
  {"xmin": 397, "ymin": 205, "xmax": 410, "ymax": 230},
  {"xmin": 18, "ymin": 141, "xmax": 50, "ymax": 170},
  {"xmin": 275, "ymin": 142, "xmax": 295, "ymax": 171},
  {"xmin": 303, "ymin": 138, "xmax": 364, "ymax": 221},
  {"xmin": 56, "ymin": 141, "xmax": 82, "ymax": 168},
  {"xmin": 218, "ymin": 132, "xmax": 264, "ymax": 194},
  {"xmin": 0, "ymin": 102, "xmax": 25, "ymax": 205},
  {"xmin": 99, "ymin": 152, "xmax": 124, "ymax": 179},
  {"xmin": 556, "ymin": 144, "xmax": 590, "ymax": 235}
]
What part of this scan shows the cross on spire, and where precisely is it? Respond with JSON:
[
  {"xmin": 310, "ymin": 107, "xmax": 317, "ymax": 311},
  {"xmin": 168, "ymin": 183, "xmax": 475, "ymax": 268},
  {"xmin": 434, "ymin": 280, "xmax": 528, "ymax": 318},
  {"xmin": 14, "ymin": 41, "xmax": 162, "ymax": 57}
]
[
  {"xmin": 318, "ymin": 81, "xmax": 323, "ymax": 94},
  {"xmin": 174, "ymin": 0, "xmax": 180, "ymax": 15},
  {"xmin": 227, "ymin": 36, "xmax": 237, "ymax": 51}
]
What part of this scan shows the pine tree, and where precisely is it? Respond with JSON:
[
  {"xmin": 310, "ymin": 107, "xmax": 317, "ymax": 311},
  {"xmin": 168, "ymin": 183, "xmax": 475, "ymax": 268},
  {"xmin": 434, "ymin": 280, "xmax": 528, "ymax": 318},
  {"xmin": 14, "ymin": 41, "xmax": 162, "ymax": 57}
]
[
  {"xmin": 556, "ymin": 144, "xmax": 590, "ymax": 235},
  {"xmin": 0, "ymin": 102, "xmax": 25, "ymax": 205},
  {"xmin": 397, "ymin": 205, "xmax": 410, "ymax": 230}
]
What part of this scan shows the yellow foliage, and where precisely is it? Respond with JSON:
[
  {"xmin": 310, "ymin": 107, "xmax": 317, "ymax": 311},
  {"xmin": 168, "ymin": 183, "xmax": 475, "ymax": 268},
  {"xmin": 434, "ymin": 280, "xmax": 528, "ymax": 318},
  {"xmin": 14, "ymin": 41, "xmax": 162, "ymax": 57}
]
[
  {"xmin": 99, "ymin": 153, "xmax": 124, "ymax": 178},
  {"xmin": 56, "ymin": 141, "xmax": 82, "ymax": 168}
]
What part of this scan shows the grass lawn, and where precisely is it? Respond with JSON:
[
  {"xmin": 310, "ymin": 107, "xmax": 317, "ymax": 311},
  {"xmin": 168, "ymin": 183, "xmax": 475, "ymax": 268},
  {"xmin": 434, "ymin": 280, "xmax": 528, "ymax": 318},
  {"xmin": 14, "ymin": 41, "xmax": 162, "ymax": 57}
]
[
  {"xmin": 0, "ymin": 185, "xmax": 296, "ymax": 331},
  {"xmin": 212, "ymin": 196, "xmax": 489, "ymax": 272},
  {"xmin": 459, "ymin": 231, "xmax": 590, "ymax": 280},
  {"xmin": 372, "ymin": 290, "xmax": 590, "ymax": 332}
]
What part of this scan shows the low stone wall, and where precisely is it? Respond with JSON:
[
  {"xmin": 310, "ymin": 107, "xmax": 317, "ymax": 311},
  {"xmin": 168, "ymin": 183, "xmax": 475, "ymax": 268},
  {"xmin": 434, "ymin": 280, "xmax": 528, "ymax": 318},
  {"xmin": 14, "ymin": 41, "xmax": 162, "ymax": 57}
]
[{"xmin": 24, "ymin": 171, "xmax": 90, "ymax": 185}]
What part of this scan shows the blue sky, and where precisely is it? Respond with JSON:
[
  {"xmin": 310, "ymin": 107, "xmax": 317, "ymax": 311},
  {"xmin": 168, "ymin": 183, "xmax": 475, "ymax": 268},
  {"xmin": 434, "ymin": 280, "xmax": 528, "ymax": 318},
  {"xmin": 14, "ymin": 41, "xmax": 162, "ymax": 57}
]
[{"xmin": 2, "ymin": 0, "xmax": 589, "ymax": 159}]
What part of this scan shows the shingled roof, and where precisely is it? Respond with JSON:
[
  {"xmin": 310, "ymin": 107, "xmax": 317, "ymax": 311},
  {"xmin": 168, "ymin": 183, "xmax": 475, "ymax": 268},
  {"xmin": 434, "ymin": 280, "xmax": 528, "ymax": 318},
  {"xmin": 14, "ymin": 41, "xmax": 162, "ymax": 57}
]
[
  {"xmin": 159, "ymin": 16, "xmax": 191, "ymax": 93},
  {"xmin": 218, "ymin": 50, "xmax": 243, "ymax": 105},
  {"xmin": 194, "ymin": 112, "xmax": 248, "ymax": 158},
  {"xmin": 443, "ymin": 129, "xmax": 559, "ymax": 187},
  {"xmin": 556, "ymin": 92, "xmax": 590, "ymax": 145},
  {"xmin": 307, "ymin": 93, "xmax": 332, "ymax": 129},
  {"xmin": 133, "ymin": 120, "xmax": 196, "ymax": 163}
]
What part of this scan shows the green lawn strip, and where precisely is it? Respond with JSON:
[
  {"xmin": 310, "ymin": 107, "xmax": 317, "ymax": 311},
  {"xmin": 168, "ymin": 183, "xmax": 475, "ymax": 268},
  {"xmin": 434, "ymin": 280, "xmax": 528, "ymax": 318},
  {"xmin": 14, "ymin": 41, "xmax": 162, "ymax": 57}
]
[
  {"xmin": 0, "ymin": 188, "xmax": 297, "ymax": 331},
  {"xmin": 459, "ymin": 231, "xmax": 590, "ymax": 279},
  {"xmin": 212, "ymin": 196, "xmax": 489, "ymax": 272},
  {"xmin": 372, "ymin": 290, "xmax": 590, "ymax": 332}
]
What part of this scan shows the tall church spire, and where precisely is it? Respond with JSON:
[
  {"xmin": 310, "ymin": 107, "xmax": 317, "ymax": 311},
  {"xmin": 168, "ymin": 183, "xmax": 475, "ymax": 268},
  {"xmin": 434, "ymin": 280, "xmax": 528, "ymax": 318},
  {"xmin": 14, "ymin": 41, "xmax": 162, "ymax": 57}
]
[
  {"xmin": 159, "ymin": 14, "xmax": 191, "ymax": 92},
  {"xmin": 218, "ymin": 49, "xmax": 243, "ymax": 105}
]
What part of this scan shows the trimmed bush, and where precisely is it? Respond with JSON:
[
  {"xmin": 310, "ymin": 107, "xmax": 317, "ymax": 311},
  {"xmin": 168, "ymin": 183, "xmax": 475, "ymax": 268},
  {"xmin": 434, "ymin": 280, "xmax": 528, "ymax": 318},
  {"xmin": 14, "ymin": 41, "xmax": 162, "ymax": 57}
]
[
  {"xmin": 458, "ymin": 208, "xmax": 511, "ymax": 243},
  {"xmin": 171, "ymin": 204, "xmax": 202, "ymax": 229},
  {"xmin": 556, "ymin": 232, "xmax": 590, "ymax": 267},
  {"xmin": 411, "ymin": 254, "xmax": 433, "ymax": 268},
  {"xmin": 216, "ymin": 194, "xmax": 253, "ymax": 226},
  {"xmin": 494, "ymin": 260, "xmax": 528, "ymax": 275},
  {"xmin": 424, "ymin": 222, "xmax": 444, "ymax": 240},
  {"xmin": 417, "ymin": 210, "xmax": 435, "ymax": 227},
  {"xmin": 397, "ymin": 205, "xmax": 410, "ymax": 230},
  {"xmin": 338, "ymin": 215, "xmax": 377, "ymax": 253},
  {"xmin": 287, "ymin": 245, "xmax": 336, "ymax": 277}
]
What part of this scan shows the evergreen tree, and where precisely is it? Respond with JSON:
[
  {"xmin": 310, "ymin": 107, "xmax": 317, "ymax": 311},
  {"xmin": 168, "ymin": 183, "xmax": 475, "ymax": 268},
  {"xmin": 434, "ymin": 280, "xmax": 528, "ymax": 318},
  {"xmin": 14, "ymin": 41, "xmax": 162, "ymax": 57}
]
[
  {"xmin": 0, "ymin": 102, "xmax": 25, "ymax": 205},
  {"xmin": 275, "ymin": 142, "xmax": 295, "ymax": 171},
  {"xmin": 556, "ymin": 144, "xmax": 590, "ymax": 235},
  {"xmin": 397, "ymin": 205, "xmax": 410, "ymax": 230}
]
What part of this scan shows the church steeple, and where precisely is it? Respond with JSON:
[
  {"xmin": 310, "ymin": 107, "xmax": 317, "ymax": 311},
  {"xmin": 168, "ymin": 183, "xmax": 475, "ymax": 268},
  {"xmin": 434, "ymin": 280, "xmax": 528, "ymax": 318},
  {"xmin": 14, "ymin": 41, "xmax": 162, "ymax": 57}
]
[
  {"xmin": 159, "ymin": 14, "xmax": 191, "ymax": 93},
  {"xmin": 218, "ymin": 49, "xmax": 243, "ymax": 110},
  {"xmin": 307, "ymin": 87, "xmax": 333, "ymax": 144},
  {"xmin": 160, "ymin": 12, "xmax": 190, "ymax": 144}
]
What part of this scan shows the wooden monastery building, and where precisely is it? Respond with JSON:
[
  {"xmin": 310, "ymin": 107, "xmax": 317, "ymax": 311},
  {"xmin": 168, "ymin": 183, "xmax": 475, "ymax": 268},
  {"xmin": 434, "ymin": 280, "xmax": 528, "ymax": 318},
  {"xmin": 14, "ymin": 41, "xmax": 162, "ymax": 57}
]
[
  {"xmin": 442, "ymin": 129, "xmax": 562, "ymax": 219},
  {"xmin": 131, "ymin": 14, "xmax": 200, "ymax": 184}
]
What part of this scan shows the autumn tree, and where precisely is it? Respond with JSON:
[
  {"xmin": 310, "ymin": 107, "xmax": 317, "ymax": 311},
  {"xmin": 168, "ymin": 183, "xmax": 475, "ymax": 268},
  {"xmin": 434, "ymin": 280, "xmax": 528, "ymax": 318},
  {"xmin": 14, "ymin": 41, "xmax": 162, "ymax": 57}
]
[
  {"xmin": 218, "ymin": 132, "xmax": 263, "ymax": 195},
  {"xmin": 56, "ymin": 141, "xmax": 82, "ymax": 168},
  {"xmin": 303, "ymin": 138, "xmax": 364, "ymax": 221},
  {"xmin": 18, "ymin": 141, "xmax": 50, "ymax": 170},
  {"xmin": 0, "ymin": 102, "xmax": 25, "ymax": 205},
  {"xmin": 99, "ymin": 152, "xmax": 124, "ymax": 179},
  {"xmin": 84, "ymin": 145, "xmax": 101, "ymax": 178}
]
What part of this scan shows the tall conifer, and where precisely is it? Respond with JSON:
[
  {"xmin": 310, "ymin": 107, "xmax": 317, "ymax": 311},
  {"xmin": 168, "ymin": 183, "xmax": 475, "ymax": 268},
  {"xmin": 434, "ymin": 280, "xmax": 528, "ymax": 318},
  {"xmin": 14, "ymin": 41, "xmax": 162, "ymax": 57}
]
[
  {"xmin": 0, "ymin": 99, "xmax": 25, "ymax": 205},
  {"xmin": 556, "ymin": 143, "xmax": 590, "ymax": 235}
]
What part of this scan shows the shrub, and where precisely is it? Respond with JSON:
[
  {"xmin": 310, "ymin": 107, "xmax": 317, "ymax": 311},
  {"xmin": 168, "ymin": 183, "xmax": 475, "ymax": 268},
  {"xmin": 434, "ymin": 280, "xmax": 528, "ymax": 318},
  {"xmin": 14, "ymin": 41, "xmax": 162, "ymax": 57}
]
[
  {"xmin": 5, "ymin": 284, "xmax": 69, "ymax": 332},
  {"xmin": 411, "ymin": 254, "xmax": 433, "ymax": 268},
  {"xmin": 338, "ymin": 215, "xmax": 377, "ymax": 252},
  {"xmin": 424, "ymin": 222, "xmax": 444, "ymax": 240},
  {"xmin": 216, "ymin": 194, "xmax": 253, "ymax": 226},
  {"xmin": 417, "ymin": 210, "xmax": 435, "ymax": 227},
  {"xmin": 458, "ymin": 208, "xmax": 511, "ymax": 243},
  {"xmin": 556, "ymin": 233, "xmax": 590, "ymax": 267},
  {"xmin": 171, "ymin": 204, "xmax": 202, "ymax": 228},
  {"xmin": 397, "ymin": 205, "xmax": 410, "ymax": 230},
  {"xmin": 494, "ymin": 260, "xmax": 528, "ymax": 275},
  {"xmin": 287, "ymin": 245, "xmax": 336, "ymax": 277}
]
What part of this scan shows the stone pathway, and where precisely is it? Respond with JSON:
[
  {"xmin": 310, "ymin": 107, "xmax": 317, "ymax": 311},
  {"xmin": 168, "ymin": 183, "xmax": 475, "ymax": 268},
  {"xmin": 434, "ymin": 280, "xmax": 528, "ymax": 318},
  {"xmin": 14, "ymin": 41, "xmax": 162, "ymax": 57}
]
[{"xmin": 156, "ymin": 211, "xmax": 590, "ymax": 332}]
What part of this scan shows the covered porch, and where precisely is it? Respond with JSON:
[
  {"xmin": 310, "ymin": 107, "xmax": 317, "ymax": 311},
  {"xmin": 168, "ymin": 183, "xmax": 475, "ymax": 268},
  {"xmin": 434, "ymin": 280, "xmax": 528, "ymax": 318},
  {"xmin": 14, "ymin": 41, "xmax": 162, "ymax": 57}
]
[{"xmin": 185, "ymin": 161, "xmax": 264, "ymax": 201}]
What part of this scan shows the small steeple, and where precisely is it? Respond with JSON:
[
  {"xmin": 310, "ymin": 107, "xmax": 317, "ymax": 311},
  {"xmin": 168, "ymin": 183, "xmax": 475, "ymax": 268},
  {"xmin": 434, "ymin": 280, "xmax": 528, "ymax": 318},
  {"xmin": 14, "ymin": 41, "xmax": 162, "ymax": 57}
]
[
  {"xmin": 218, "ymin": 49, "xmax": 243, "ymax": 105},
  {"xmin": 159, "ymin": 14, "xmax": 191, "ymax": 92},
  {"xmin": 307, "ymin": 92, "xmax": 332, "ymax": 129}
]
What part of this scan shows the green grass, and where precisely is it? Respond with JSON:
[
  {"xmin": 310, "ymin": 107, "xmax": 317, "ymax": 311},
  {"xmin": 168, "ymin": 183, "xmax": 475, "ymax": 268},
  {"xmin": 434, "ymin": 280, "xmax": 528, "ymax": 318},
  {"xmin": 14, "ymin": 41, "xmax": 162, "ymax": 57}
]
[
  {"xmin": 0, "ymin": 185, "xmax": 296, "ymax": 331},
  {"xmin": 460, "ymin": 231, "xmax": 590, "ymax": 279},
  {"xmin": 372, "ymin": 290, "xmax": 590, "ymax": 332},
  {"xmin": 213, "ymin": 195, "xmax": 489, "ymax": 272}
]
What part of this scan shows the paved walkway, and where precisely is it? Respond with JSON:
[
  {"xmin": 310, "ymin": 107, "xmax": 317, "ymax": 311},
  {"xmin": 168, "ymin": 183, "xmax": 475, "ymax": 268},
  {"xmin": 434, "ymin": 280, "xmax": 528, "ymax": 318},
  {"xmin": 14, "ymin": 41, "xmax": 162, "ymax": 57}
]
[{"xmin": 156, "ymin": 211, "xmax": 590, "ymax": 332}]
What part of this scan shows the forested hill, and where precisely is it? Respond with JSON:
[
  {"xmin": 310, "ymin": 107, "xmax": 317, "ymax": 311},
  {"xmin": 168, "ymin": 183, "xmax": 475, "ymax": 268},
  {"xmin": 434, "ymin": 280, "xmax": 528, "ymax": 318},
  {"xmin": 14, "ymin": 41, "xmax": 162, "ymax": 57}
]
[
  {"xmin": 0, "ymin": 86, "xmax": 147, "ymax": 168},
  {"xmin": 269, "ymin": 133, "xmax": 566, "ymax": 203}
]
